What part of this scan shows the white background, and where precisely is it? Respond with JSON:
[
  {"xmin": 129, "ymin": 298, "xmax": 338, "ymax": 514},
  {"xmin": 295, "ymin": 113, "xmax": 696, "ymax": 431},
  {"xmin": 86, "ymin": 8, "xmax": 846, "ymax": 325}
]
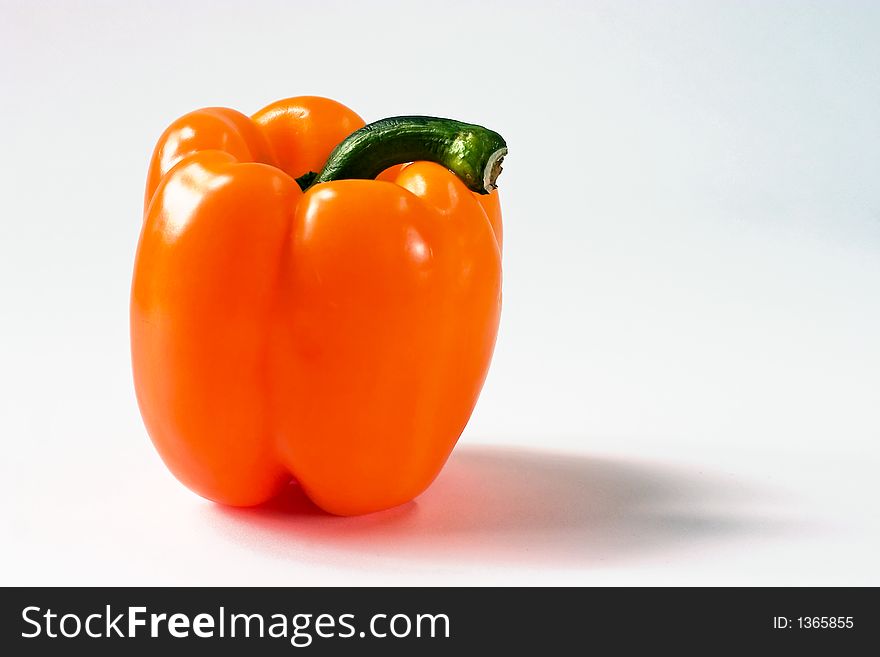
[{"xmin": 1, "ymin": 0, "xmax": 878, "ymax": 585}]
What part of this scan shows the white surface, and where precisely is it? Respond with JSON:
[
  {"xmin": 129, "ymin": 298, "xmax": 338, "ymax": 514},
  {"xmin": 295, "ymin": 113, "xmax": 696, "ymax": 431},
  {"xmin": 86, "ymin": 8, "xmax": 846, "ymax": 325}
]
[{"xmin": 1, "ymin": 0, "xmax": 878, "ymax": 586}]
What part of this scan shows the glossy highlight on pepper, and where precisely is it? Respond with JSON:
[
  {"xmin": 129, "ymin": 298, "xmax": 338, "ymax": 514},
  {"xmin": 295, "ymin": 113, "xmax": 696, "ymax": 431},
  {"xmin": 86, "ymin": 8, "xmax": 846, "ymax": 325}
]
[{"xmin": 132, "ymin": 96, "xmax": 504, "ymax": 515}]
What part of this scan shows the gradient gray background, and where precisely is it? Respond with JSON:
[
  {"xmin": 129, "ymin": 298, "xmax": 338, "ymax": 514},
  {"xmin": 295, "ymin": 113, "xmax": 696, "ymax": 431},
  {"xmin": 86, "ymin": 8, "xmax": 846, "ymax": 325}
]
[{"xmin": 1, "ymin": 0, "xmax": 878, "ymax": 584}]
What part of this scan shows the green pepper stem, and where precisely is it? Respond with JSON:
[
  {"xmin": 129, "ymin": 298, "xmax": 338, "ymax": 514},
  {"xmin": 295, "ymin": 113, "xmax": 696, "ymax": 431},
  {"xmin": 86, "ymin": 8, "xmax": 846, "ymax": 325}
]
[{"xmin": 302, "ymin": 116, "xmax": 508, "ymax": 195}]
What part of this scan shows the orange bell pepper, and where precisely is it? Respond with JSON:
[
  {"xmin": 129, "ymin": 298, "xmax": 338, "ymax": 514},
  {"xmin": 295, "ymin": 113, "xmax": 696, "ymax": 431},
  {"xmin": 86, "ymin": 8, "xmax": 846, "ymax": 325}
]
[{"xmin": 131, "ymin": 96, "xmax": 507, "ymax": 515}]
